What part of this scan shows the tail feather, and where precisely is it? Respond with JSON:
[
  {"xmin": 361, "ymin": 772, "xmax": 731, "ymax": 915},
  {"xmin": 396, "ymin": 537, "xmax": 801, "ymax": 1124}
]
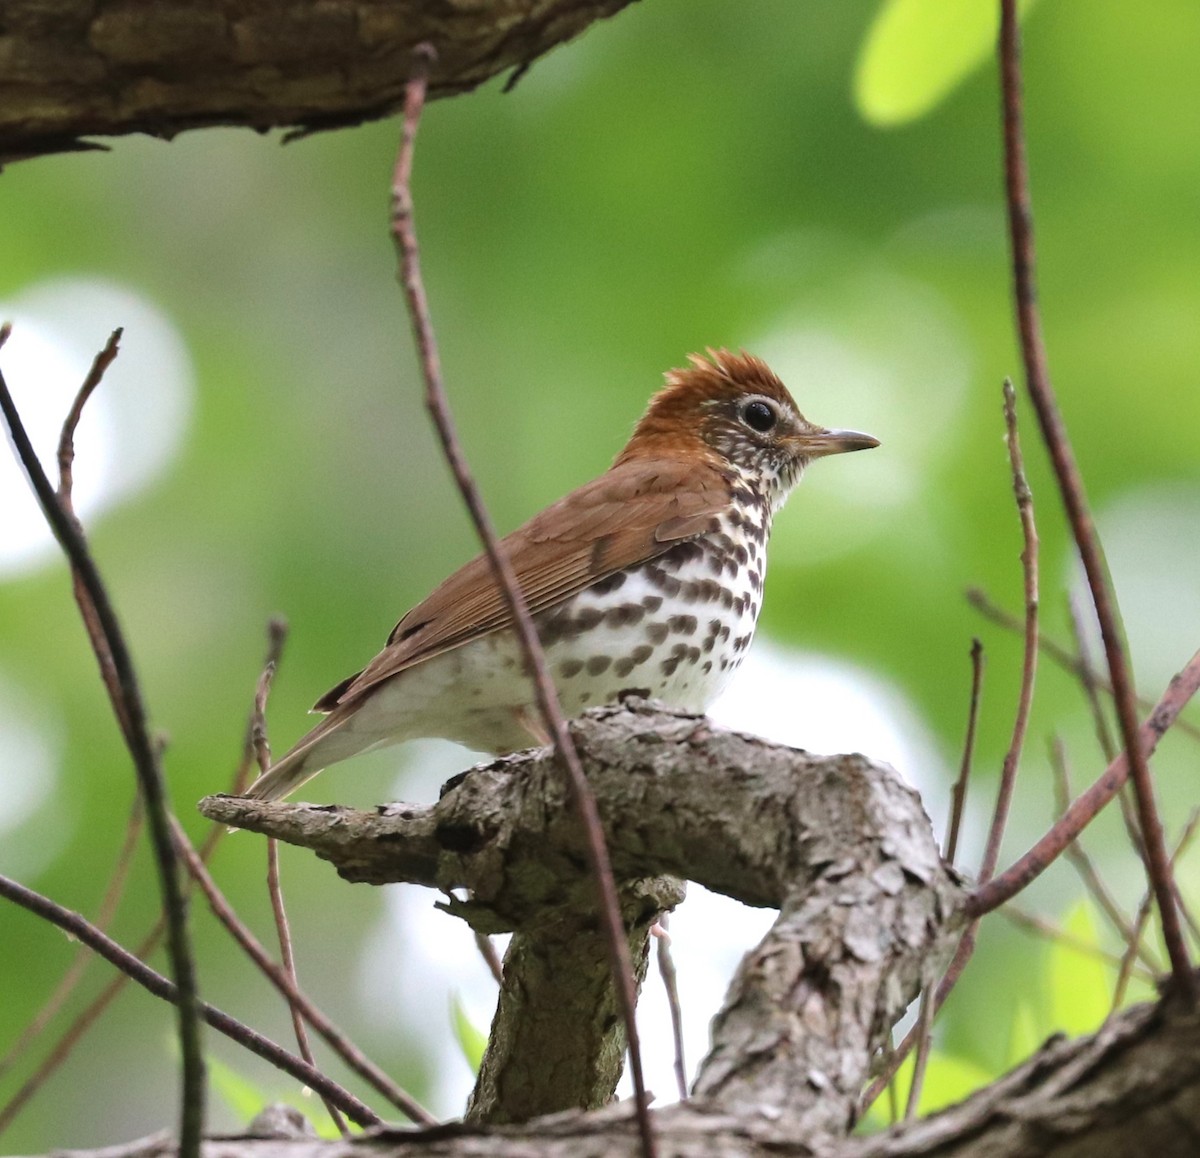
[
  {"xmin": 243, "ymin": 711, "xmax": 369, "ymax": 802},
  {"xmin": 242, "ymin": 746, "xmax": 323, "ymax": 802}
]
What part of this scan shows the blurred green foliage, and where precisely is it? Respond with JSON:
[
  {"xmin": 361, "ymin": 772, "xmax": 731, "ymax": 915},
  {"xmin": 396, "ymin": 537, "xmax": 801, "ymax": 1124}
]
[{"xmin": 1, "ymin": 0, "xmax": 1198, "ymax": 1149}]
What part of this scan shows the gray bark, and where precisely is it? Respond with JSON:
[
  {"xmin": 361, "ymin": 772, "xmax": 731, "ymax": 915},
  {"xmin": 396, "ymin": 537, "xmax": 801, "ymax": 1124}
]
[
  {"xmin": 16, "ymin": 701, "xmax": 1200, "ymax": 1156},
  {"xmin": 200, "ymin": 699, "xmax": 964, "ymax": 1137},
  {"xmin": 20, "ymin": 993, "xmax": 1200, "ymax": 1157},
  {"xmin": 0, "ymin": 0, "xmax": 635, "ymax": 164}
]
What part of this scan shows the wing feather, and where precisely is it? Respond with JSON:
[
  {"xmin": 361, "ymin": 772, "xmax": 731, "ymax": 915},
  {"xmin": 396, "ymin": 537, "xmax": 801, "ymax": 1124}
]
[{"xmin": 314, "ymin": 458, "xmax": 731, "ymax": 710}]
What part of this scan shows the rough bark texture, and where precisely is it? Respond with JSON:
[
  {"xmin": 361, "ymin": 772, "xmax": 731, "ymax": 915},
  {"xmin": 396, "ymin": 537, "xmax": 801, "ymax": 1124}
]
[
  {"xmin": 201, "ymin": 699, "xmax": 964, "ymax": 1138},
  {"xmin": 16, "ymin": 701, "xmax": 1200, "ymax": 1155},
  {"xmin": 0, "ymin": 0, "xmax": 635, "ymax": 164},
  {"xmin": 19, "ymin": 991, "xmax": 1200, "ymax": 1156}
]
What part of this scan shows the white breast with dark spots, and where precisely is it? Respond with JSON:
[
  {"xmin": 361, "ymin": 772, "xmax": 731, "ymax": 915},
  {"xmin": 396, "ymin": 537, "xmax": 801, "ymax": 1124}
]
[
  {"xmin": 538, "ymin": 500, "xmax": 771, "ymax": 717},
  {"xmin": 359, "ymin": 498, "xmax": 772, "ymax": 756}
]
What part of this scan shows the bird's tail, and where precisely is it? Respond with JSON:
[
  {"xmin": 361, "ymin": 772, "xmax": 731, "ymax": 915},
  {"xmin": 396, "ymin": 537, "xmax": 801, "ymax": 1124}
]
[
  {"xmin": 242, "ymin": 712, "xmax": 365, "ymax": 802},
  {"xmin": 242, "ymin": 745, "xmax": 323, "ymax": 802}
]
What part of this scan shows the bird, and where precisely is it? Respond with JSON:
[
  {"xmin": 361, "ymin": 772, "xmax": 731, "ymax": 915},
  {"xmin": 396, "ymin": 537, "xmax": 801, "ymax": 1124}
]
[{"xmin": 244, "ymin": 349, "xmax": 878, "ymax": 802}]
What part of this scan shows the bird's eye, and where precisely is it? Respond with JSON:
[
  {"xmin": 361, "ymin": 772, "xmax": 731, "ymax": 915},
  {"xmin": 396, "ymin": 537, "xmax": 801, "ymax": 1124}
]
[{"xmin": 741, "ymin": 400, "xmax": 777, "ymax": 433}]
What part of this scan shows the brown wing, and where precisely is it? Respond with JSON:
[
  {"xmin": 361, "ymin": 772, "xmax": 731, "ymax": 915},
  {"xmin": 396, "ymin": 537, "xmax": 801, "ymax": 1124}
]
[{"xmin": 314, "ymin": 457, "xmax": 732, "ymax": 711}]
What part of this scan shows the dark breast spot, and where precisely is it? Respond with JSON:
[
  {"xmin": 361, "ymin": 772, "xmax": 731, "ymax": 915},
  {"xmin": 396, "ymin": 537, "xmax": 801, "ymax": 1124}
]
[
  {"xmin": 663, "ymin": 540, "xmax": 704, "ymax": 566},
  {"xmin": 645, "ymin": 622, "xmax": 670, "ymax": 645},
  {"xmin": 586, "ymin": 655, "xmax": 612, "ymax": 676},
  {"xmin": 669, "ymin": 614, "xmax": 698, "ymax": 635},
  {"xmin": 631, "ymin": 644, "xmax": 653, "ymax": 665},
  {"xmin": 575, "ymin": 607, "xmax": 604, "ymax": 631},
  {"xmin": 644, "ymin": 565, "xmax": 683, "ymax": 597},
  {"xmin": 559, "ymin": 659, "xmax": 584, "ymax": 678},
  {"xmin": 606, "ymin": 602, "xmax": 645, "ymax": 628},
  {"xmin": 589, "ymin": 571, "xmax": 627, "ymax": 596}
]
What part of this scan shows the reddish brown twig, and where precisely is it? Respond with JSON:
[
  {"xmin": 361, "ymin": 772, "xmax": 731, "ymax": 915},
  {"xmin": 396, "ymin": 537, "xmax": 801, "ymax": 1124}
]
[
  {"xmin": 1048, "ymin": 736, "xmax": 1154, "ymax": 969},
  {"xmin": 998, "ymin": 0, "xmax": 1193, "ymax": 996},
  {"xmin": 0, "ymin": 796, "xmax": 144, "ymax": 1082},
  {"xmin": 902, "ymin": 990, "xmax": 934, "ymax": 1120},
  {"xmin": 966, "ymin": 590, "xmax": 1200, "ymax": 743},
  {"xmin": 1114, "ymin": 807, "xmax": 1200, "ymax": 1010},
  {"xmin": 388, "ymin": 49, "xmax": 655, "ymax": 1155},
  {"xmin": 1001, "ymin": 905, "xmax": 1152, "ymax": 975},
  {"xmin": 653, "ymin": 914, "xmax": 688, "ymax": 1102},
  {"xmin": 945, "ymin": 640, "xmax": 984, "ymax": 865},
  {"xmin": 0, "ymin": 622, "xmax": 286, "ymax": 1132},
  {"xmin": 978, "ymin": 381, "xmax": 1039, "ymax": 883},
  {"xmin": 970, "ymin": 648, "xmax": 1200, "ymax": 917},
  {"xmin": 1066, "ymin": 593, "xmax": 1119, "ymax": 761},
  {"xmin": 863, "ymin": 385, "xmax": 1040, "ymax": 1116},
  {"xmin": 861, "ymin": 928, "xmax": 976, "ymax": 1114},
  {"xmin": 266, "ymin": 840, "xmax": 348, "ymax": 1136},
  {"xmin": 0, "ymin": 327, "xmax": 206, "ymax": 1154},
  {"xmin": 473, "ymin": 932, "xmax": 504, "ymax": 986},
  {"xmin": 171, "ymin": 823, "xmax": 435, "ymax": 1125},
  {"xmin": 249, "ymin": 651, "xmax": 349, "ymax": 1136},
  {"xmin": 0, "ymin": 871, "xmax": 378, "ymax": 1129}
]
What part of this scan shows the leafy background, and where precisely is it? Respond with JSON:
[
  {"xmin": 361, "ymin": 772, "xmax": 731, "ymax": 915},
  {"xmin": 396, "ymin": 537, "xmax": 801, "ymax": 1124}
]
[{"xmin": 1, "ymin": 0, "xmax": 1198, "ymax": 1148}]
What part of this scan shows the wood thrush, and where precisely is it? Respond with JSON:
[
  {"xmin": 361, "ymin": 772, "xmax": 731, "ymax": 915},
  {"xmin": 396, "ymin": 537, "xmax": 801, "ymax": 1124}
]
[{"xmin": 245, "ymin": 350, "xmax": 878, "ymax": 801}]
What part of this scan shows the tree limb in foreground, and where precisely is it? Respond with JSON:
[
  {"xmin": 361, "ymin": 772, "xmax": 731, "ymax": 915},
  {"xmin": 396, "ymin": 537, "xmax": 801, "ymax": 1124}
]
[{"xmin": 0, "ymin": 0, "xmax": 635, "ymax": 165}]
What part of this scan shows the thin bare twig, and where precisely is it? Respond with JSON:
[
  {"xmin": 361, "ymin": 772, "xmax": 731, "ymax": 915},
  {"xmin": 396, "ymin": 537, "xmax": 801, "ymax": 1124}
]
[
  {"xmin": 969, "ymin": 648, "xmax": 1200, "ymax": 917},
  {"xmin": 170, "ymin": 821, "xmax": 436, "ymax": 1125},
  {"xmin": 998, "ymin": 0, "xmax": 1193, "ymax": 995},
  {"xmin": 945, "ymin": 640, "xmax": 985, "ymax": 865},
  {"xmin": 0, "ymin": 796, "xmax": 143, "ymax": 1082},
  {"xmin": 473, "ymin": 933, "xmax": 504, "ymax": 986},
  {"xmin": 1114, "ymin": 808, "xmax": 1200, "ymax": 1010},
  {"xmin": 1048, "ymin": 737, "xmax": 1155, "ymax": 969},
  {"xmin": 0, "ymin": 622, "xmax": 286, "ymax": 1132},
  {"xmin": 267, "ymin": 840, "xmax": 348, "ymax": 1136},
  {"xmin": 653, "ymin": 914, "xmax": 688, "ymax": 1102},
  {"xmin": 861, "ymin": 928, "xmax": 976, "ymax": 1113},
  {"xmin": 903, "ymin": 990, "xmax": 934, "ymax": 1120},
  {"xmin": 978, "ymin": 381, "xmax": 1039, "ymax": 883},
  {"xmin": 966, "ymin": 589, "xmax": 1200, "ymax": 743},
  {"xmin": 251, "ymin": 653, "xmax": 350, "ymax": 1137},
  {"xmin": 388, "ymin": 50, "xmax": 655, "ymax": 1155},
  {"xmin": 0, "ymin": 326, "xmax": 206, "ymax": 1153},
  {"xmin": 1001, "ymin": 905, "xmax": 1153, "ymax": 975},
  {"xmin": 864, "ymin": 385, "xmax": 1040, "ymax": 1116},
  {"xmin": 0, "ymin": 871, "xmax": 379, "ymax": 1129},
  {"xmin": 1066, "ymin": 593, "xmax": 1119, "ymax": 762}
]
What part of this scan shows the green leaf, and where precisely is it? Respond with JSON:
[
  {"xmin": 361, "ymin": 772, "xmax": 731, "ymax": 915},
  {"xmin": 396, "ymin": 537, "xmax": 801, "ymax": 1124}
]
[
  {"xmin": 915, "ymin": 1049, "xmax": 994, "ymax": 1114},
  {"xmin": 854, "ymin": 0, "xmax": 1040, "ymax": 127},
  {"xmin": 208, "ymin": 1054, "xmax": 358, "ymax": 1139},
  {"xmin": 209, "ymin": 1054, "xmax": 269, "ymax": 1124},
  {"xmin": 1006, "ymin": 996, "xmax": 1042, "ymax": 1067},
  {"xmin": 860, "ymin": 1046, "xmax": 993, "ymax": 1129},
  {"xmin": 451, "ymin": 992, "xmax": 488, "ymax": 1073},
  {"xmin": 1047, "ymin": 900, "xmax": 1114, "ymax": 1037}
]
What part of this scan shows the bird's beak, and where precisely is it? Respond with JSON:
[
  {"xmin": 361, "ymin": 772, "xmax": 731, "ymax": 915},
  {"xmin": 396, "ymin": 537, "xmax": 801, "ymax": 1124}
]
[{"xmin": 791, "ymin": 427, "xmax": 880, "ymax": 458}]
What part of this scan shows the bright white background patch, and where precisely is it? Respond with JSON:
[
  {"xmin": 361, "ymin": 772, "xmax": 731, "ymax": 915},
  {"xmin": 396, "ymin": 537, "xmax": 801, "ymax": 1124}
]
[
  {"xmin": 357, "ymin": 639, "xmax": 950, "ymax": 1116},
  {"xmin": 0, "ymin": 278, "xmax": 195, "ymax": 576}
]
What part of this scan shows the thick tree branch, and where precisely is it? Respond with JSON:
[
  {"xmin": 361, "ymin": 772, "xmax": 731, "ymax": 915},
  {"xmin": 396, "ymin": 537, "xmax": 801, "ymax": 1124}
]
[
  {"xmin": 203, "ymin": 699, "xmax": 964, "ymax": 1138},
  {"xmin": 0, "ymin": 0, "xmax": 635, "ymax": 164},
  {"xmin": 17, "ymin": 984, "xmax": 1200, "ymax": 1157}
]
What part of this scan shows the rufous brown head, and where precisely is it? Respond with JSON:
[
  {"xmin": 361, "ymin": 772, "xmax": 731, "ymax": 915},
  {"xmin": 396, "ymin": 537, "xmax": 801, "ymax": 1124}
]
[{"xmin": 615, "ymin": 348, "xmax": 879, "ymax": 508}]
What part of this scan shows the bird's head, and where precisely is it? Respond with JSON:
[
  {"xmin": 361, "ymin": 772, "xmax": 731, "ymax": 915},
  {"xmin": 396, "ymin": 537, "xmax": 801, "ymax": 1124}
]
[{"xmin": 617, "ymin": 349, "xmax": 879, "ymax": 508}]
